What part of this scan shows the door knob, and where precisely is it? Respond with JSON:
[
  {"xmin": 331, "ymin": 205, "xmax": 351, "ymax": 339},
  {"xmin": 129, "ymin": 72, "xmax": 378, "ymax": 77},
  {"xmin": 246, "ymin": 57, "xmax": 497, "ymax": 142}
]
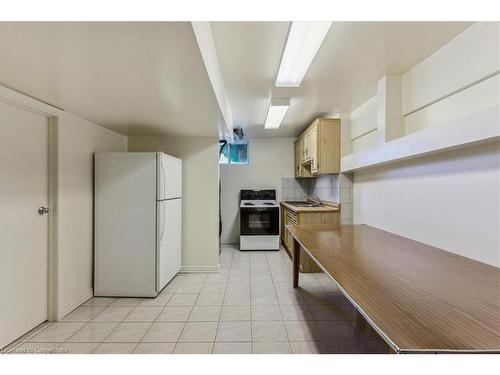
[{"xmin": 38, "ymin": 207, "xmax": 49, "ymax": 215}]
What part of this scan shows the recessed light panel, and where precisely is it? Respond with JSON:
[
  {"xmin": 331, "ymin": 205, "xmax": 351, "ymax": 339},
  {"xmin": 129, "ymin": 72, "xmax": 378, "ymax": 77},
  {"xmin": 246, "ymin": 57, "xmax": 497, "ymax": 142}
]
[
  {"xmin": 264, "ymin": 98, "xmax": 290, "ymax": 129},
  {"xmin": 276, "ymin": 22, "xmax": 332, "ymax": 87}
]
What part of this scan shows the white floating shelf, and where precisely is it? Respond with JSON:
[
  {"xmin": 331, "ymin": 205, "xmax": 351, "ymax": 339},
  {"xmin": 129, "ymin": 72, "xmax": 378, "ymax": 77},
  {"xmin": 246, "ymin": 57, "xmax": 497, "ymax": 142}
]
[{"xmin": 341, "ymin": 106, "xmax": 500, "ymax": 173}]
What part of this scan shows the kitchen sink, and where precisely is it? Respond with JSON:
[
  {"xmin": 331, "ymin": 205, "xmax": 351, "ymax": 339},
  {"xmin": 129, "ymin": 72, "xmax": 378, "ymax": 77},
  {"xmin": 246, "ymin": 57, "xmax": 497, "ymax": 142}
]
[{"xmin": 283, "ymin": 201, "xmax": 319, "ymax": 207}]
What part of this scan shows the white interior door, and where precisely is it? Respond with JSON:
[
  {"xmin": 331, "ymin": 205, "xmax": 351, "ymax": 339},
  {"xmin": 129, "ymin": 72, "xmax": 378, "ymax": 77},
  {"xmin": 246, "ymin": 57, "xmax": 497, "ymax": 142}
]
[
  {"xmin": 0, "ymin": 101, "xmax": 48, "ymax": 348},
  {"xmin": 157, "ymin": 198, "xmax": 182, "ymax": 291}
]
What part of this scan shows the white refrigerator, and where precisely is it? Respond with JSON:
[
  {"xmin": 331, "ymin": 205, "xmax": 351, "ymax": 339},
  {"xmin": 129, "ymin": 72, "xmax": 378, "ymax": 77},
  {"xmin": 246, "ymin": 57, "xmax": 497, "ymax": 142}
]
[{"xmin": 94, "ymin": 152, "xmax": 182, "ymax": 297}]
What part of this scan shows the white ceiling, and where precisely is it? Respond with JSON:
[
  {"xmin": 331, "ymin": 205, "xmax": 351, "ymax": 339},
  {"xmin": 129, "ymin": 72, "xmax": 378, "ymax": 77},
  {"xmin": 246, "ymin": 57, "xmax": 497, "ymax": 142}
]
[
  {"xmin": 0, "ymin": 21, "xmax": 473, "ymax": 139},
  {"xmin": 0, "ymin": 22, "xmax": 222, "ymax": 137},
  {"xmin": 211, "ymin": 21, "xmax": 473, "ymax": 138}
]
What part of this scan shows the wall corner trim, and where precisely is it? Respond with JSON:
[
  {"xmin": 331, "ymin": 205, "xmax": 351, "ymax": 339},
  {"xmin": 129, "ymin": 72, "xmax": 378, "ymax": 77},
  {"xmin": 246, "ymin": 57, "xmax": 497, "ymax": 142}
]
[{"xmin": 62, "ymin": 288, "xmax": 94, "ymax": 318}]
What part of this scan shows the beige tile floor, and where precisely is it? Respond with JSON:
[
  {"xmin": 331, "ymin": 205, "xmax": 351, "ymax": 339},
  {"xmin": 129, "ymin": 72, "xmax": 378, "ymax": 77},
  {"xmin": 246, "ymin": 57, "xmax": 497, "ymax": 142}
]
[{"xmin": 2, "ymin": 244, "xmax": 389, "ymax": 354}]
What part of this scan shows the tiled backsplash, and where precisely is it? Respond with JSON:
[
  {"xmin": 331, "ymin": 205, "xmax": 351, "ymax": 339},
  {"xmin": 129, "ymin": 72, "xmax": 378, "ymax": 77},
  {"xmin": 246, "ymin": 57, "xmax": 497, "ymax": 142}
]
[
  {"xmin": 281, "ymin": 173, "xmax": 353, "ymax": 224},
  {"xmin": 339, "ymin": 173, "xmax": 353, "ymax": 225},
  {"xmin": 309, "ymin": 174, "xmax": 339, "ymax": 203},
  {"xmin": 281, "ymin": 178, "xmax": 310, "ymax": 200},
  {"xmin": 281, "ymin": 175, "xmax": 339, "ymax": 202}
]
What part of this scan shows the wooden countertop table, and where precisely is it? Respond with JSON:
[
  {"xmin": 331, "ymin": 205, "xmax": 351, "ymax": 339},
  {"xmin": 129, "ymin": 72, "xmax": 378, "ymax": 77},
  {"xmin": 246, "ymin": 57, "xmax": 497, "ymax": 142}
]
[{"xmin": 287, "ymin": 224, "xmax": 500, "ymax": 354}]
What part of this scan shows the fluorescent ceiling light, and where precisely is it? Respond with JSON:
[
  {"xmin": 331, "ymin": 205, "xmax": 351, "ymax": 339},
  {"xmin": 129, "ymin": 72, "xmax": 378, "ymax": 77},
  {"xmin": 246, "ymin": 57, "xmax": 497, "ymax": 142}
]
[
  {"xmin": 264, "ymin": 98, "xmax": 290, "ymax": 129},
  {"xmin": 276, "ymin": 22, "xmax": 332, "ymax": 87}
]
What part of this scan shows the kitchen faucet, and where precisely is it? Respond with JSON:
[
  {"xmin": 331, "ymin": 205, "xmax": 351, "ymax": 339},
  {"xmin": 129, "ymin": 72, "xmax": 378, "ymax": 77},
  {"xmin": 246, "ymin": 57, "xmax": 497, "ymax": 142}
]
[{"xmin": 305, "ymin": 196, "xmax": 322, "ymax": 206}]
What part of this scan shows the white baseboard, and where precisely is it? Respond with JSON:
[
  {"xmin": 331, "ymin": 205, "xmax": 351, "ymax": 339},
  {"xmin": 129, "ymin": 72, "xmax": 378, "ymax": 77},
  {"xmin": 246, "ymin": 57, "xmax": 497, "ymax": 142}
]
[
  {"xmin": 179, "ymin": 266, "xmax": 220, "ymax": 274},
  {"xmin": 220, "ymin": 239, "xmax": 239, "ymax": 244},
  {"xmin": 62, "ymin": 288, "xmax": 93, "ymax": 317}
]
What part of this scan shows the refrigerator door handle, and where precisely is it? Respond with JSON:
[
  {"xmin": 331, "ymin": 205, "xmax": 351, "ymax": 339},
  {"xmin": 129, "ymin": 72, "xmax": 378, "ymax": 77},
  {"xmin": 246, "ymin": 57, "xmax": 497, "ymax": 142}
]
[
  {"xmin": 159, "ymin": 202, "xmax": 166, "ymax": 245},
  {"xmin": 160, "ymin": 155, "xmax": 165, "ymax": 200}
]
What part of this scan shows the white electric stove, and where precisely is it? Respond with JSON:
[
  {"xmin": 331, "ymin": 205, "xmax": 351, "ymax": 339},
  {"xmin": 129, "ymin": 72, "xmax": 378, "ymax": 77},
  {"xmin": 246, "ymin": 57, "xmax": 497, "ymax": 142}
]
[{"xmin": 239, "ymin": 190, "xmax": 280, "ymax": 251}]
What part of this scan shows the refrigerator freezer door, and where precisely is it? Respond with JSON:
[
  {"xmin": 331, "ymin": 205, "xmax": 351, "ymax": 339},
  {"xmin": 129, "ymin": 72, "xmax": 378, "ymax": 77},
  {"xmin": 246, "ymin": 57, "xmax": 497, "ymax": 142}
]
[
  {"xmin": 157, "ymin": 198, "xmax": 182, "ymax": 292},
  {"xmin": 157, "ymin": 153, "xmax": 182, "ymax": 200}
]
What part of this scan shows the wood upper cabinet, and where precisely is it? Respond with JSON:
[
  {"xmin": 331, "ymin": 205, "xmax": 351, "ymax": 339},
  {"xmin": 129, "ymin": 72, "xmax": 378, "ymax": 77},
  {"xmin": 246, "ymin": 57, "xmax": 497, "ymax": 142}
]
[
  {"xmin": 309, "ymin": 124, "xmax": 318, "ymax": 174},
  {"xmin": 303, "ymin": 130, "xmax": 310, "ymax": 161},
  {"xmin": 294, "ymin": 136, "xmax": 312, "ymax": 178},
  {"xmin": 294, "ymin": 118, "xmax": 340, "ymax": 177},
  {"xmin": 294, "ymin": 139, "xmax": 301, "ymax": 177}
]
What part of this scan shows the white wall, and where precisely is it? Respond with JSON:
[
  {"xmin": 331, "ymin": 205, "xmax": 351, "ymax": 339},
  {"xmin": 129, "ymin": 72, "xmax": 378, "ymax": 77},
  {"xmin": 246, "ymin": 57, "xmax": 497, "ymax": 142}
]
[
  {"xmin": 402, "ymin": 22, "xmax": 499, "ymax": 135},
  {"xmin": 350, "ymin": 96, "xmax": 377, "ymax": 140},
  {"xmin": 349, "ymin": 96, "xmax": 378, "ymax": 153},
  {"xmin": 351, "ymin": 22, "xmax": 500, "ymax": 267},
  {"xmin": 56, "ymin": 113, "xmax": 127, "ymax": 317},
  {"xmin": 353, "ymin": 142, "xmax": 500, "ymax": 267},
  {"xmin": 220, "ymin": 138, "xmax": 295, "ymax": 243},
  {"xmin": 128, "ymin": 136, "xmax": 220, "ymax": 272},
  {"xmin": 402, "ymin": 22, "xmax": 499, "ymax": 115},
  {"xmin": 348, "ymin": 76, "xmax": 405, "ymax": 154},
  {"xmin": 342, "ymin": 22, "xmax": 499, "ymax": 173}
]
